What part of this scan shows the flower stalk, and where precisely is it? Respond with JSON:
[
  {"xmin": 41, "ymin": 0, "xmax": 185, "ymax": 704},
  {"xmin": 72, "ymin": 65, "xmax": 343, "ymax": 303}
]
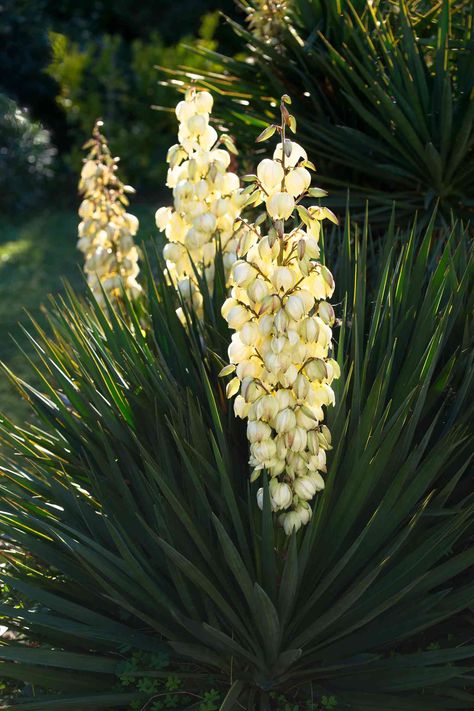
[
  {"xmin": 221, "ymin": 96, "xmax": 340, "ymax": 535},
  {"xmin": 77, "ymin": 120, "xmax": 142, "ymax": 310}
]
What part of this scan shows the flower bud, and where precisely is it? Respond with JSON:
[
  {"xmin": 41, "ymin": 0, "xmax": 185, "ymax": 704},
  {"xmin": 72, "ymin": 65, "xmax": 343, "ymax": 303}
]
[
  {"xmin": 81, "ymin": 160, "xmax": 97, "ymax": 180},
  {"xmin": 320, "ymin": 265, "xmax": 335, "ymax": 294},
  {"xmin": 307, "ymin": 430, "xmax": 320, "ymax": 455},
  {"xmin": 176, "ymin": 100, "xmax": 194, "ymax": 122},
  {"xmin": 163, "ymin": 242, "xmax": 184, "ymax": 263},
  {"xmin": 281, "ymin": 364, "xmax": 298, "ymax": 388},
  {"xmin": 228, "ymin": 336, "xmax": 252, "ymax": 364},
  {"xmin": 258, "ymin": 314, "xmax": 274, "ymax": 336},
  {"xmin": 294, "ymin": 373, "xmax": 310, "ymax": 400},
  {"xmin": 309, "ymin": 471, "xmax": 325, "ymax": 491},
  {"xmin": 187, "ymin": 114, "xmax": 207, "ymax": 136},
  {"xmin": 274, "ymin": 308, "xmax": 290, "ymax": 333},
  {"xmin": 321, "ymin": 424, "xmax": 332, "ymax": 446},
  {"xmin": 275, "ymin": 388, "xmax": 295, "ymax": 410},
  {"xmin": 236, "ymin": 359, "xmax": 261, "ymax": 379},
  {"xmin": 234, "ymin": 395, "xmax": 250, "ymax": 419},
  {"xmin": 261, "ymin": 294, "xmax": 281, "ymax": 315},
  {"xmin": 240, "ymin": 320, "xmax": 259, "ymax": 345},
  {"xmin": 294, "ymin": 501, "xmax": 312, "ymax": 526},
  {"xmin": 241, "ymin": 377, "xmax": 265, "ymax": 403}
]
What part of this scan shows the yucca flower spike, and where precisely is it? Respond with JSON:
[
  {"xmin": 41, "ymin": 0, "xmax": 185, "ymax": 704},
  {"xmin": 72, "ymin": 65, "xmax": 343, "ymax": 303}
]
[
  {"xmin": 241, "ymin": 0, "xmax": 290, "ymax": 47},
  {"xmin": 155, "ymin": 88, "xmax": 243, "ymax": 319},
  {"xmin": 221, "ymin": 96, "xmax": 340, "ymax": 535},
  {"xmin": 77, "ymin": 120, "xmax": 142, "ymax": 310}
]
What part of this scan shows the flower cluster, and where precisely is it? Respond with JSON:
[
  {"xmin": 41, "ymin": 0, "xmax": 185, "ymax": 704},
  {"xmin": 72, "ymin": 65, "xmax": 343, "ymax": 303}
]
[
  {"xmin": 240, "ymin": 0, "xmax": 290, "ymax": 47},
  {"xmin": 77, "ymin": 121, "xmax": 142, "ymax": 310},
  {"xmin": 155, "ymin": 89, "xmax": 242, "ymax": 317},
  {"xmin": 221, "ymin": 97, "xmax": 340, "ymax": 535}
]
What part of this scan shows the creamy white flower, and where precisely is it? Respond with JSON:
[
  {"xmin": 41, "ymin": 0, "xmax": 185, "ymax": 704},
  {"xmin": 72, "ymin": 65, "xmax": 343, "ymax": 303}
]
[
  {"xmin": 267, "ymin": 191, "xmax": 295, "ymax": 220},
  {"xmin": 270, "ymin": 480, "xmax": 293, "ymax": 509},
  {"xmin": 257, "ymin": 159, "xmax": 284, "ymax": 193},
  {"xmin": 274, "ymin": 141, "xmax": 307, "ymax": 168},
  {"xmin": 227, "ymin": 305, "xmax": 252, "ymax": 330},
  {"xmin": 285, "ymin": 167, "xmax": 311, "ymax": 197}
]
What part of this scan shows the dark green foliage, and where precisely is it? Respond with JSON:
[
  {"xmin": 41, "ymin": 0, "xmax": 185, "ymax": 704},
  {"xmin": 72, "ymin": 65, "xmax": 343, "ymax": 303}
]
[
  {"xmin": 0, "ymin": 210, "xmax": 473, "ymax": 709},
  {"xmin": 43, "ymin": 0, "xmax": 237, "ymax": 44},
  {"xmin": 0, "ymin": 0, "xmax": 65, "ymax": 146},
  {"xmin": 0, "ymin": 0, "xmax": 240, "ymax": 197},
  {"xmin": 172, "ymin": 0, "xmax": 474, "ymax": 224},
  {"xmin": 46, "ymin": 15, "xmax": 221, "ymax": 192},
  {"xmin": 0, "ymin": 94, "xmax": 56, "ymax": 215}
]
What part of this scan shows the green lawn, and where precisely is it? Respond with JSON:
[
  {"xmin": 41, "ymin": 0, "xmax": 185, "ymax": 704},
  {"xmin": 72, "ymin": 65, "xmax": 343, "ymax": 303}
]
[{"xmin": 0, "ymin": 205, "xmax": 157, "ymax": 423}]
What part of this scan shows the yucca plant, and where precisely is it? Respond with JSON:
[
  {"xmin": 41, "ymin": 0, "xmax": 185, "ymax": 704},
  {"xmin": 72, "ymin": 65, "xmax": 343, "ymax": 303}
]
[
  {"xmin": 164, "ymin": 0, "xmax": 474, "ymax": 224},
  {"xmin": 0, "ymin": 210, "xmax": 473, "ymax": 710}
]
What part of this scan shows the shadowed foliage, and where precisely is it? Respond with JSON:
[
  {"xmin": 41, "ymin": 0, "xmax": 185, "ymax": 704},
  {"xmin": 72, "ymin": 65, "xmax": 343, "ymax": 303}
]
[
  {"xmin": 0, "ymin": 209, "xmax": 473, "ymax": 709},
  {"xmin": 163, "ymin": 0, "xmax": 474, "ymax": 225}
]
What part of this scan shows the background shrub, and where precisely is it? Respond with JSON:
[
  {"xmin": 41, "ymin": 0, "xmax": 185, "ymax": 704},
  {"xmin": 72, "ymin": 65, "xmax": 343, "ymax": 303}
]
[
  {"xmin": 0, "ymin": 94, "xmax": 56, "ymax": 215},
  {"xmin": 46, "ymin": 14, "xmax": 221, "ymax": 192}
]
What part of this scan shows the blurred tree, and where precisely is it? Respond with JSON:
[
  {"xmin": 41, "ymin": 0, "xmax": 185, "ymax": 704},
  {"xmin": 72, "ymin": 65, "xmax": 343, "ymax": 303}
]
[
  {"xmin": 0, "ymin": 0, "xmax": 241, "ymax": 177},
  {"xmin": 46, "ymin": 14, "xmax": 223, "ymax": 192},
  {"xmin": 0, "ymin": 0, "xmax": 67, "ymax": 149}
]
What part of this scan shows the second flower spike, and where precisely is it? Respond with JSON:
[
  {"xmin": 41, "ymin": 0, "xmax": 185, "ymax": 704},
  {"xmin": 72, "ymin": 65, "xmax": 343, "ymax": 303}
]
[{"xmin": 156, "ymin": 89, "xmax": 243, "ymax": 318}]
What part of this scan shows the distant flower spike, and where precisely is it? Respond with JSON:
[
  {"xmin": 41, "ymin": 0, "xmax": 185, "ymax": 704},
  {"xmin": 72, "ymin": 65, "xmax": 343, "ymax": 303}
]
[
  {"xmin": 221, "ymin": 97, "xmax": 340, "ymax": 535},
  {"xmin": 241, "ymin": 0, "xmax": 290, "ymax": 47},
  {"xmin": 155, "ymin": 89, "xmax": 243, "ymax": 319},
  {"xmin": 77, "ymin": 120, "xmax": 142, "ymax": 310}
]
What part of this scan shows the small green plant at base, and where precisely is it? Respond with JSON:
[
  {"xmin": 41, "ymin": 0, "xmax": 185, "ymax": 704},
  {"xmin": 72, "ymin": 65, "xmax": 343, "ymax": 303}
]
[{"xmin": 198, "ymin": 689, "xmax": 221, "ymax": 710}]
